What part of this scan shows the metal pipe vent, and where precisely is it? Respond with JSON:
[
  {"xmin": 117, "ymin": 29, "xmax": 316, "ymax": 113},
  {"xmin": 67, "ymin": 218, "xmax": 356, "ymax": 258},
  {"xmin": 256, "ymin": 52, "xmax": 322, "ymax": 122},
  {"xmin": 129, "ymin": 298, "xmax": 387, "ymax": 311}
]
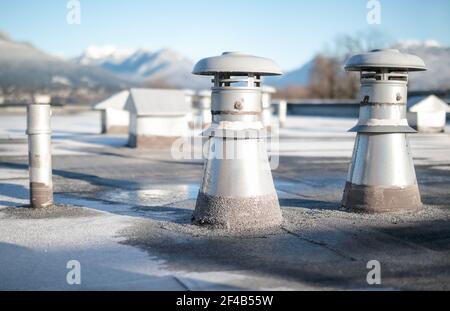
[
  {"xmin": 341, "ymin": 49, "xmax": 427, "ymax": 213},
  {"xmin": 191, "ymin": 52, "xmax": 283, "ymax": 230}
]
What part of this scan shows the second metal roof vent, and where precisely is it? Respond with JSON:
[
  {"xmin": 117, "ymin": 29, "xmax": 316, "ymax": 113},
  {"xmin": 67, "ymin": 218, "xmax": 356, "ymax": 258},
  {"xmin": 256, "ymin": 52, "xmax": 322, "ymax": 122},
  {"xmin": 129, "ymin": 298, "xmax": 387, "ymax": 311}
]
[
  {"xmin": 192, "ymin": 52, "xmax": 283, "ymax": 230},
  {"xmin": 342, "ymin": 49, "xmax": 427, "ymax": 213}
]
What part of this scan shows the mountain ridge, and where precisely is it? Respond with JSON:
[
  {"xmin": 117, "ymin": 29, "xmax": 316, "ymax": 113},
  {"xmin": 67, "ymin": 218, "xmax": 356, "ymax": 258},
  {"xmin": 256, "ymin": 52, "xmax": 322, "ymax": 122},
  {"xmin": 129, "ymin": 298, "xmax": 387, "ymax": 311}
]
[
  {"xmin": 266, "ymin": 41, "xmax": 450, "ymax": 92},
  {"xmin": 1, "ymin": 32, "xmax": 448, "ymax": 95},
  {"xmin": 73, "ymin": 46, "xmax": 210, "ymax": 89},
  {"xmin": 0, "ymin": 35, "xmax": 132, "ymax": 92}
]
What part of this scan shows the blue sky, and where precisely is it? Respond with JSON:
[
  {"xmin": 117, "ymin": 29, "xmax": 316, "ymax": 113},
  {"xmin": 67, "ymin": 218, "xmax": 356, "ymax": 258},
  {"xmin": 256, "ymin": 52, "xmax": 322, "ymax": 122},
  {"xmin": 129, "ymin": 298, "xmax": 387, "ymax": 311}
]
[{"xmin": 0, "ymin": 0, "xmax": 449, "ymax": 70}]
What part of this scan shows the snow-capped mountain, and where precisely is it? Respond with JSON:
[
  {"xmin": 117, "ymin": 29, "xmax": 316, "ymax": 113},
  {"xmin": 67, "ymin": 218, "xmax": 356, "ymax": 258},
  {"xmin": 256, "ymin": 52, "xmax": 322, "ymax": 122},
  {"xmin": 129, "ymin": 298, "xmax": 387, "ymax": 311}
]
[
  {"xmin": 75, "ymin": 45, "xmax": 135, "ymax": 66},
  {"xmin": 74, "ymin": 46, "xmax": 210, "ymax": 90},
  {"xmin": 267, "ymin": 41, "xmax": 450, "ymax": 92},
  {"xmin": 3, "ymin": 31, "xmax": 447, "ymax": 95},
  {"xmin": 393, "ymin": 41, "xmax": 450, "ymax": 92},
  {"xmin": 0, "ymin": 33, "xmax": 131, "ymax": 91}
]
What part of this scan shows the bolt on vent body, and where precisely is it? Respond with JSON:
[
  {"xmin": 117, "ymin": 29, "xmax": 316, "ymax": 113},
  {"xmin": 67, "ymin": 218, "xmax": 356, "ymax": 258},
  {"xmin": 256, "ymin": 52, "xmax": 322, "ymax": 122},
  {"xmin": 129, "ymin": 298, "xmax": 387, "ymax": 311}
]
[
  {"xmin": 342, "ymin": 49, "xmax": 427, "ymax": 213},
  {"xmin": 191, "ymin": 52, "xmax": 283, "ymax": 229},
  {"xmin": 27, "ymin": 95, "xmax": 53, "ymax": 208}
]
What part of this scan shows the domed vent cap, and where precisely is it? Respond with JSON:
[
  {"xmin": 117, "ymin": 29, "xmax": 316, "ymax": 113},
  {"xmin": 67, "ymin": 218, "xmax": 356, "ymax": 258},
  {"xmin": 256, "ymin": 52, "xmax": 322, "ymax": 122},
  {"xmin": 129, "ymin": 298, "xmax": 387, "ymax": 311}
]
[
  {"xmin": 193, "ymin": 52, "xmax": 283, "ymax": 76},
  {"xmin": 345, "ymin": 49, "xmax": 427, "ymax": 72}
]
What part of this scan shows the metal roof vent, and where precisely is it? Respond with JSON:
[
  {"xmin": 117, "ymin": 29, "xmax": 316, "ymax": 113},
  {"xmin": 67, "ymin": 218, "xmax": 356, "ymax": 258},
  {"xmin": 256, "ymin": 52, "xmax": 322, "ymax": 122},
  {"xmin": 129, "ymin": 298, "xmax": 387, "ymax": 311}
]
[
  {"xmin": 342, "ymin": 49, "xmax": 427, "ymax": 213},
  {"xmin": 27, "ymin": 95, "xmax": 53, "ymax": 208},
  {"xmin": 192, "ymin": 52, "xmax": 283, "ymax": 230}
]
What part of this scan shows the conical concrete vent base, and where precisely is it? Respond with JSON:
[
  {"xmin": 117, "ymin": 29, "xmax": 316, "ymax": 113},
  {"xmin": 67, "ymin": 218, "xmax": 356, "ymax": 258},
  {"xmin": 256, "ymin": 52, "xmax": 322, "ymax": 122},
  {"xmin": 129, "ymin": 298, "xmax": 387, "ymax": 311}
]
[
  {"xmin": 193, "ymin": 192, "xmax": 282, "ymax": 230},
  {"xmin": 193, "ymin": 137, "xmax": 282, "ymax": 230},
  {"xmin": 342, "ymin": 183, "xmax": 422, "ymax": 213},
  {"xmin": 342, "ymin": 133, "xmax": 423, "ymax": 213}
]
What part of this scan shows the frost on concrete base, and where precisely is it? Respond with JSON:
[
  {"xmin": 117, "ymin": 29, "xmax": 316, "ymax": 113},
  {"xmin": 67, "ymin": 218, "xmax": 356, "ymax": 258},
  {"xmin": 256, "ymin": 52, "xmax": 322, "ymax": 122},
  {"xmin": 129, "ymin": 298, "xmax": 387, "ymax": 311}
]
[
  {"xmin": 342, "ymin": 182, "xmax": 422, "ymax": 213},
  {"xmin": 193, "ymin": 192, "xmax": 282, "ymax": 230}
]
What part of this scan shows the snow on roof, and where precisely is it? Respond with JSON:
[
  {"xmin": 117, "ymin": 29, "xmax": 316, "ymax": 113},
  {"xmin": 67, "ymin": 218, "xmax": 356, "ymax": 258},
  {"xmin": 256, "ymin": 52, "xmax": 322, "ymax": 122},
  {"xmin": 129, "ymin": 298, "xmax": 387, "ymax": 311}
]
[
  {"xmin": 124, "ymin": 88, "xmax": 191, "ymax": 116},
  {"xmin": 94, "ymin": 90, "xmax": 130, "ymax": 110},
  {"xmin": 408, "ymin": 95, "xmax": 450, "ymax": 113}
]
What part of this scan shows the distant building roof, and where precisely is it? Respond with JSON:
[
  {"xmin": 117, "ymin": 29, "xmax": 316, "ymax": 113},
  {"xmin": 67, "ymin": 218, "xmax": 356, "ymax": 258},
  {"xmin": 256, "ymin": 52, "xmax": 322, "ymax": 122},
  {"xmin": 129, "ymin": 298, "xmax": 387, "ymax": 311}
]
[
  {"xmin": 124, "ymin": 88, "xmax": 191, "ymax": 116},
  {"xmin": 94, "ymin": 90, "xmax": 130, "ymax": 110},
  {"xmin": 34, "ymin": 94, "xmax": 52, "ymax": 104},
  {"xmin": 407, "ymin": 95, "xmax": 450, "ymax": 113}
]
